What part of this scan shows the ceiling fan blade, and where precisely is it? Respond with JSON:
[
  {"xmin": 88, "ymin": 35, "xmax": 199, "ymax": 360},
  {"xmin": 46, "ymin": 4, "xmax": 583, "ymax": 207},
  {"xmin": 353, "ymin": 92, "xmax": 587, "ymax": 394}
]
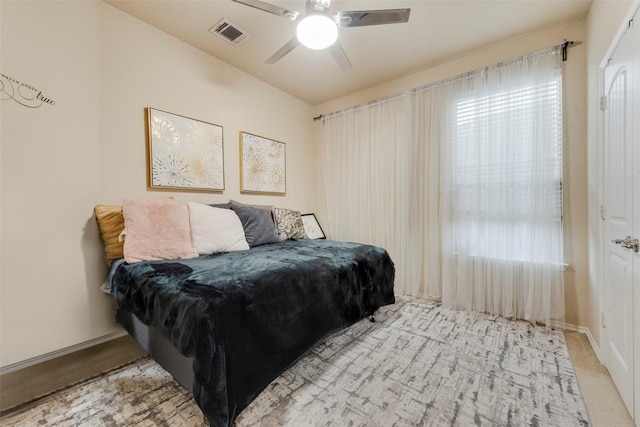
[
  {"xmin": 330, "ymin": 41, "xmax": 352, "ymax": 72},
  {"xmin": 337, "ymin": 8, "xmax": 410, "ymax": 27},
  {"xmin": 232, "ymin": 0, "xmax": 300, "ymax": 20},
  {"xmin": 265, "ymin": 37, "xmax": 300, "ymax": 64}
]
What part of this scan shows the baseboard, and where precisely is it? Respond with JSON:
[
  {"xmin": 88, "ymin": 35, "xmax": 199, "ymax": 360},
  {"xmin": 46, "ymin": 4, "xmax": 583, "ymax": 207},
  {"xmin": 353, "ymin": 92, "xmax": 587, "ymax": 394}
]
[
  {"xmin": 0, "ymin": 334, "xmax": 147, "ymax": 413},
  {"xmin": 555, "ymin": 321, "xmax": 603, "ymax": 364},
  {"xmin": 583, "ymin": 327, "xmax": 602, "ymax": 363},
  {"xmin": 0, "ymin": 330, "xmax": 129, "ymax": 375}
]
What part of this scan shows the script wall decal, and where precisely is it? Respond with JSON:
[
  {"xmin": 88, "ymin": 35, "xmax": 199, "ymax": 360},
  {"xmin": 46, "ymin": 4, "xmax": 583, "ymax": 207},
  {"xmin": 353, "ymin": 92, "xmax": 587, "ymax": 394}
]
[{"xmin": 1, "ymin": 72, "xmax": 56, "ymax": 108}]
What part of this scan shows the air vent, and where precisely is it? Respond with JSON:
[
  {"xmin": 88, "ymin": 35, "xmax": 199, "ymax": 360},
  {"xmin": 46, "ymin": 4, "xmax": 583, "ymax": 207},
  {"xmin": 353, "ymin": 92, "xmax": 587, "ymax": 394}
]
[{"xmin": 209, "ymin": 19, "xmax": 249, "ymax": 46}]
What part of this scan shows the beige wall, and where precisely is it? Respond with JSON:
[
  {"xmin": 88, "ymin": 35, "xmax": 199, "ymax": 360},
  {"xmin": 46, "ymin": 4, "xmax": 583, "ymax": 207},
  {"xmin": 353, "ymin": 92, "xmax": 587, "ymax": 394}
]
[
  {"xmin": 4, "ymin": 0, "xmax": 635, "ymax": 370},
  {"xmin": 585, "ymin": 0, "xmax": 635, "ymax": 348},
  {"xmin": 0, "ymin": 1, "xmax": 317, "ymax": 368},
  {"xmin": 314, "ymin": 20, "xmax": 590, "ymax": 329}
]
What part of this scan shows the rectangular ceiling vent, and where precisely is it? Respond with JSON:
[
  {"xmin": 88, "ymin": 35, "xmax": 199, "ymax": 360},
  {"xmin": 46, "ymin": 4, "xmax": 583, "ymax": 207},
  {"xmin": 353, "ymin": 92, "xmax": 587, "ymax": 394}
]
[{"xmin": 210, "ymin": 19, "xmax": 249, "ymax": 46}]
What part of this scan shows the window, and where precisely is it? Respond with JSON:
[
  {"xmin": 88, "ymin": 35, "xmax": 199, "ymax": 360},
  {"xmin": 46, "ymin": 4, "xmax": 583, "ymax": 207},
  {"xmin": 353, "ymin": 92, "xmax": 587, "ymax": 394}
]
[{"xmin": 451, "ymin": 69, "xmax": 563, "ymax": 262}]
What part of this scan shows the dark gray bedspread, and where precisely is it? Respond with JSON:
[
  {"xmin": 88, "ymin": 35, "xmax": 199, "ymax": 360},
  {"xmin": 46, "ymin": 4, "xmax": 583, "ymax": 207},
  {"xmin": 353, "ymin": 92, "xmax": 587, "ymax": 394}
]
[{"xmin": 111, "ymin": 239, "xmax": 395, "ymax": 426}]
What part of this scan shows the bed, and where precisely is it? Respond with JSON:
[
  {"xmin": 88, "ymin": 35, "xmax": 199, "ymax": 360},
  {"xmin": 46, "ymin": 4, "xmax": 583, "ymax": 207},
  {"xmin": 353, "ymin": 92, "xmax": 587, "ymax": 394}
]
[{"xmin": 107, "ymin": 238, "xmax": 395, "ymax": 426}]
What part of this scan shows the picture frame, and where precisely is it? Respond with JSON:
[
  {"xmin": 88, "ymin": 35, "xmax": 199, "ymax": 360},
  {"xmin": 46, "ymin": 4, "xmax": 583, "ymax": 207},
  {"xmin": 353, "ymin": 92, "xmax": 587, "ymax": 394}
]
[
  {"xmin": 240, "ymin": 131, "xmax": 286, "ymax": 194},
  {"xmin": 301, "ymin": 213, "xmax": 326, "ymax": 239},
  {"xmin": 146, "ymin": 107, "xmax": 224, "ymax": 192}
]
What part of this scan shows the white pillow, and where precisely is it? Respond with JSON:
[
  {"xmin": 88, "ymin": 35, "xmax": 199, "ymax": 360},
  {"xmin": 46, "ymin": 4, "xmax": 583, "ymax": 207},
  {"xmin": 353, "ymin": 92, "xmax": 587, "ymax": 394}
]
[{"xmin": 188, "ymin": 202, "xmax": 250, "ymax": 254}]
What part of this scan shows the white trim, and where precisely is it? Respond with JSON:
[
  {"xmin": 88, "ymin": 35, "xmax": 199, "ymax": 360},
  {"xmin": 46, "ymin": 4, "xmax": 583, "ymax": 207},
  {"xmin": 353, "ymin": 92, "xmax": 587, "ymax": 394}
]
[
  {"xmin": 0, "ymin": 330, "xmax": 128, "ymax": 375},
  {"xmin": 584, "ymin": 327, "xmax": 602, "ymax": 363},
  {"xmin": 597, "ymin": 0, "xmax": 640, "ymax": 380},
  {"xmin": 553, "ymin": 322, "xmax": 603, "ymax": 363},
  {"xmin": 600, "ymin": 0, "xmax": 640, "ymax": 69}
]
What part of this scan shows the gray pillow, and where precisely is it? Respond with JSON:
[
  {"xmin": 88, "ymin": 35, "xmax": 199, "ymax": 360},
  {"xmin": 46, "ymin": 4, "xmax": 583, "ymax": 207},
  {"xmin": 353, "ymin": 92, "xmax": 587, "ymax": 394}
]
[
  {"xmin": 230, "ymin": 200, "xmax": 273, "ymax": 214},
  {"xmin": 231, "ymin": 205, "xmax": 281, "ymax": 247},
  {"xmin": 209, "ymin": 202, "xmax": 232, "ymax": 209}
]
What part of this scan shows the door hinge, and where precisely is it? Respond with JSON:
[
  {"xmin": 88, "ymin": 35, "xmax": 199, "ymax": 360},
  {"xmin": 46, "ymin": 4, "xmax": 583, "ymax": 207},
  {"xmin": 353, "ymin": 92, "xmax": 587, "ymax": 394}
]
[
  {"xmin": 601, "ymin": 312, "xmax": 606, "ymax": 329},
  {"xmin": 600, "ymin": 96, "xmax": 608, "ymax": 111},
  {"xmin": 600, "ymin": 204, "xmax": 606, "ymax": 220}
]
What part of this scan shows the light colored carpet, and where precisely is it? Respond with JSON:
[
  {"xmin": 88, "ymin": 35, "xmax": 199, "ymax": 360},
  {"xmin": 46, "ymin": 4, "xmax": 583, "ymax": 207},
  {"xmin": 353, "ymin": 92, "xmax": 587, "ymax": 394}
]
[
  {"xmin": 564, "ymin": 331, "xmax": 634, "ymax": 427},
  {"xmin": 1, "ymin": 298, "xmax": 590, "ymax": 426}
]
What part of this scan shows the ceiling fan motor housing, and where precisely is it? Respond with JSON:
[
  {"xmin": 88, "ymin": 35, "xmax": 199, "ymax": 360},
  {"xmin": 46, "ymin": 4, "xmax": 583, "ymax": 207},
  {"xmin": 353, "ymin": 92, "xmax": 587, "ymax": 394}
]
[
  {"xmin": 311, "ymin": 0, "xmax": 332, "ymax": 13},
  {"xmin": 231, "ymin": 0, "xmax": 411, "ymax": 69}
]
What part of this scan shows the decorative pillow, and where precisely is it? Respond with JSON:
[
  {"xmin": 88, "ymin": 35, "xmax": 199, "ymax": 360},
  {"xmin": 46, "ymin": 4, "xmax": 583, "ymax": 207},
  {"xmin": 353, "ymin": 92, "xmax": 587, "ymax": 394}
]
[
  {"xmin": 94, "ymin": 197, "xmax": 174, "ymax": 265},
  {"xmin": 230, "ymin": 200, "xmax": 274, "ymax": 215},
  {"xmin": 272, "ymin": 207, "xmax": 308, "ymax": 241},
  {"xmin": 122, "ymin": 198, "xmax": 198, "ymax": 264},
  {"xmin": 231, "ymin": 204, "xmax": 281, "ymax": 248},
  {"xmin": 209, "ymin": 202, "xmax": 232, "ymax": 210},
  {"xmin": 188, "ymin": 202, "xmax": 249, "ymax": 254},
  {"xmin": 94, "ymin": 204, "xmax": 125, "ymax": 266}
]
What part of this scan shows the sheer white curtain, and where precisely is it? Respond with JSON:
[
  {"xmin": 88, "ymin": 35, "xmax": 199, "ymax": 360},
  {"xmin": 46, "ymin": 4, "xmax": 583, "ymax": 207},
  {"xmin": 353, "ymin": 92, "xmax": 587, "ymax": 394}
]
[
  {"xmin": 441, "ymin": 50, "xmax": 564, "ymax": 326},
  {"xmin": 322, "ymin": 49, "xmax": 564, "ymax": 325},
  {"xmin": 322, "ymin": 94, "xmax": 442, "ymax": 297}
]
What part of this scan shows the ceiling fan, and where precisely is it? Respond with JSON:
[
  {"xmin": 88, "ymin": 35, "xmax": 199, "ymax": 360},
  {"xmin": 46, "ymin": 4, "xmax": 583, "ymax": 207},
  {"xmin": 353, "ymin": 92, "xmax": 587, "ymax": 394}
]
[{"xmin": 232, "ymin": 0, "xmax": 411, "ymax": 71}]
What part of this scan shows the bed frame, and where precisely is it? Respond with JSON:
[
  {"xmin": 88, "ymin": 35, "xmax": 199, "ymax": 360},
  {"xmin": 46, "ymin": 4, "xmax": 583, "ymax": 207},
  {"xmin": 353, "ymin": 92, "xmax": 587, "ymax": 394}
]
[
  {"xmin": 117, "ymin": 308, "xmax": 194, "ymax": 391},
  {"xmin": 110, "ymin": 239, "xmax": 395, "ymax": 425}
]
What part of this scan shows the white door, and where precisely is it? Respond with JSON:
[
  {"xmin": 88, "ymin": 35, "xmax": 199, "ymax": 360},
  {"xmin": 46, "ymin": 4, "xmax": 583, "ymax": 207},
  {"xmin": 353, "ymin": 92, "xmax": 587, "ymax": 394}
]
[{"xmin": 603, "ymin": 12, "xmax": 640, "ymax": 424}]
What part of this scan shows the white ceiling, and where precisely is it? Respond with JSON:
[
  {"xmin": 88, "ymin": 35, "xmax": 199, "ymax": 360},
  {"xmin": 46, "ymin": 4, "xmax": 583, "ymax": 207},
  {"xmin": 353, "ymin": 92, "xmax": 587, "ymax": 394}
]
[{"xmin": 106, "ymin": 0, "xmax": 591, "ymax": 105}]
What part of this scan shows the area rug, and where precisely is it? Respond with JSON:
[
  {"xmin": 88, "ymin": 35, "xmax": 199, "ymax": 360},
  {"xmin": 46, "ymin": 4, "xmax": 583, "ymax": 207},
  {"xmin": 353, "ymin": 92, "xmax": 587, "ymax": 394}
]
[{"xmin": 1, "ymin": 298, "xmax": 590, "ymax": 426}]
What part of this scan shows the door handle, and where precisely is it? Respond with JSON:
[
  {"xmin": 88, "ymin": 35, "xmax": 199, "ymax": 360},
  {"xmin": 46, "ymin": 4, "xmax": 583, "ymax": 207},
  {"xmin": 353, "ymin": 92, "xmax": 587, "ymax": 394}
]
[
  {"xmin": 612, "ymin": 236, "xmax": 639, "ymax": 252},
  {"xmin": 621, "ymin": 238, "xmax": 639, "ymax": 253}
]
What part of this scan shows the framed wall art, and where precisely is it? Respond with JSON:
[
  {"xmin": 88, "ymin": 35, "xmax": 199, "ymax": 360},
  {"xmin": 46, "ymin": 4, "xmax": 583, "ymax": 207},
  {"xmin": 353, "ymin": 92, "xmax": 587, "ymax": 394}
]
[
  {"xmin": 147, "ymin": 107, "xmax": 224, "ymax": 192},
  {"xmin": 301, "ymin": 213, "xmax": 326, "ymax": 239},
  {"xmin": 240, "ymin": 131, "xmax": 286, "ymax": 194}
]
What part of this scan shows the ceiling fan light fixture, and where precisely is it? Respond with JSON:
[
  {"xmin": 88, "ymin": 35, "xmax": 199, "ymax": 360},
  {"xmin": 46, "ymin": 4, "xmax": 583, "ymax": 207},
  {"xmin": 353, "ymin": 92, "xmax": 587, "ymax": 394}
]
[{"xmin": 296, "ymin": 14, "xmax": 338, "ymax": 50}]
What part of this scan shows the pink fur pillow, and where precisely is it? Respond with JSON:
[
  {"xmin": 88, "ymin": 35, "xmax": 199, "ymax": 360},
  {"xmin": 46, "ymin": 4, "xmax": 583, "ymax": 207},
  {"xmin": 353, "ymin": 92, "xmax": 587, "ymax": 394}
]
[{"xmin": 122, "ymin": 198, "xmax": 198, "ymax": 264}]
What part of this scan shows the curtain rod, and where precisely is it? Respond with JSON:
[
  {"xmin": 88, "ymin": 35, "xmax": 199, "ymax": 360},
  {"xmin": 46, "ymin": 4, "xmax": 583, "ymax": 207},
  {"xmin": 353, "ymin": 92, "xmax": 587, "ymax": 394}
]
[
  {"xmin": 313, "ymin": 39, "xmax": 582, "ymax": 122},
  {"xmin": 558, "ymin": 39, "xmax": 582, "ymax": 61}
]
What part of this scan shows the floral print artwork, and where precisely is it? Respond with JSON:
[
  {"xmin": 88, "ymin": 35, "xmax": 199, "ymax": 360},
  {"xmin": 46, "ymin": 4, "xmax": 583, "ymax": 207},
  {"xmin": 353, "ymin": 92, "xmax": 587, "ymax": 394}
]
[
  {"xmin": 149, "ymin": 108, "xmax": 224, "ymax": 191},
  {"xmin": 241, "ymin": 132, "xmax": 285, "ymax": 194}
]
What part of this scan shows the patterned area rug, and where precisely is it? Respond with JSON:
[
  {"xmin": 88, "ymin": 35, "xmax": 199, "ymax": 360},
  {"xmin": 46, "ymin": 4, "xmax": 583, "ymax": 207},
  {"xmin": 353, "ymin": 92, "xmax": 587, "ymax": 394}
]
[{"xmin": 1, "ymin": 298, "xmax": 590, "ymax": 426}]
